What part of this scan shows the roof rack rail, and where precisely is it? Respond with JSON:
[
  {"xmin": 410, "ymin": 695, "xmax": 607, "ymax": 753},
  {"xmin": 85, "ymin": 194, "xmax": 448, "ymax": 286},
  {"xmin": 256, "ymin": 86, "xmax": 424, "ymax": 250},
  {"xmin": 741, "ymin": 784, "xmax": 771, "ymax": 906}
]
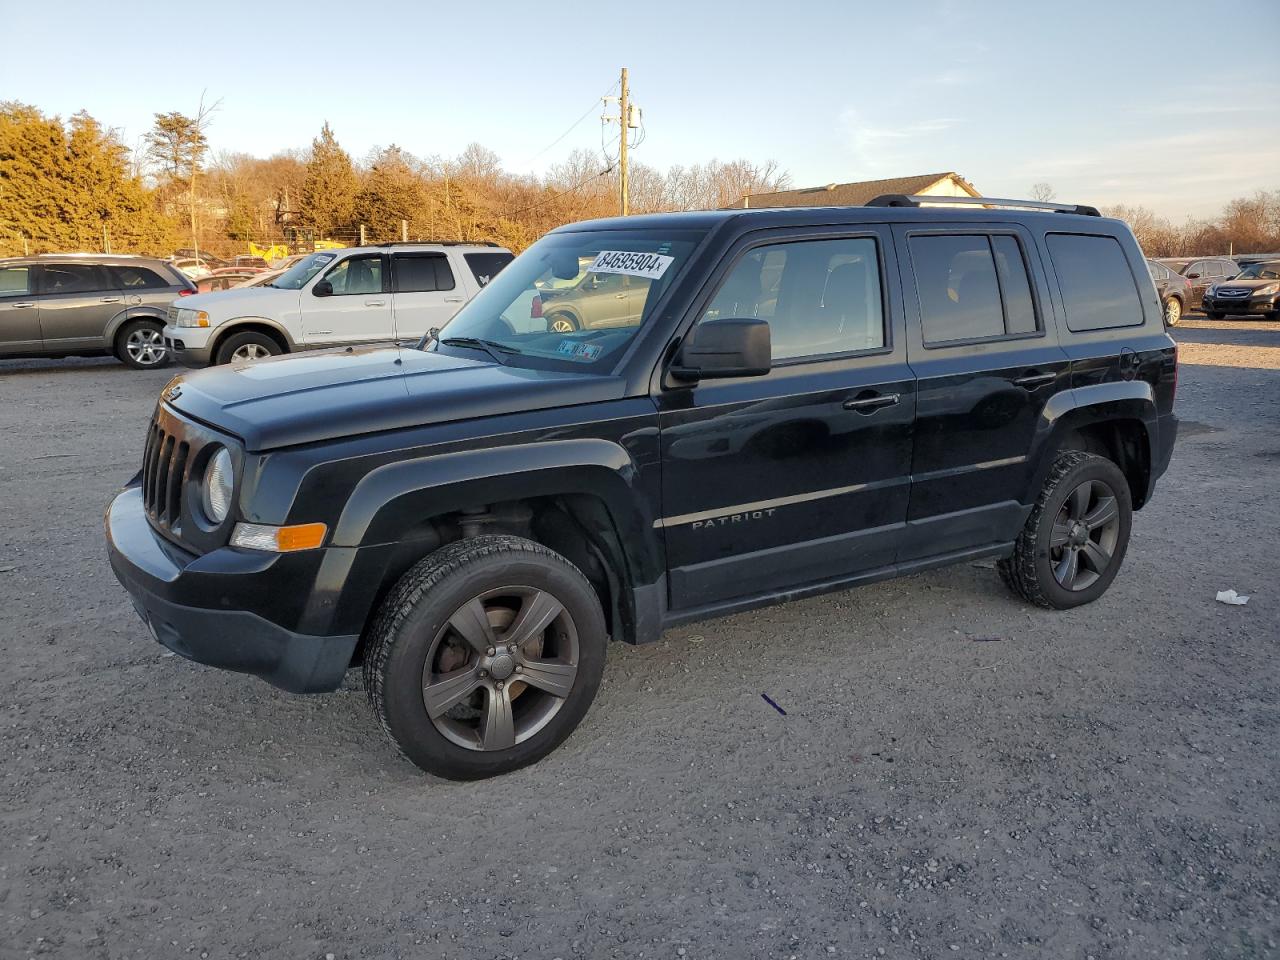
[
  {"xmin": 367, "ymin": 240, "xmax": 501, "ymax": 248},
  {"xmin": 866, "ymin": 194, "xmax": 1102, "ymax": 217}
]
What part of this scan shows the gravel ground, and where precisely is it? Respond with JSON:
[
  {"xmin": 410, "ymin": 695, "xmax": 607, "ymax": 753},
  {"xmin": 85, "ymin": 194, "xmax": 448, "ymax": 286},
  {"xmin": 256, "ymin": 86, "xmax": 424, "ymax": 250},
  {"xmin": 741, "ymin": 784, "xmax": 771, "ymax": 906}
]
[{"xmin": 1, "ymin": 319, "xmax": 1277, "ymax": 960}]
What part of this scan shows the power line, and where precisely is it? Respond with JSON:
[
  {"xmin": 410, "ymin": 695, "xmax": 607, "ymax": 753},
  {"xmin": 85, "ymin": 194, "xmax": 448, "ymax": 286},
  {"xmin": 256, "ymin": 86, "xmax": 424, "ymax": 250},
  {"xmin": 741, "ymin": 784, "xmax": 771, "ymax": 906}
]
[
  {"xmin": 521, "ymin": 78, "xmax": 620, "ymax": 168},
  {"xmin": 501, "ymin": 164, "xmax": 616, "ymax": 219}
]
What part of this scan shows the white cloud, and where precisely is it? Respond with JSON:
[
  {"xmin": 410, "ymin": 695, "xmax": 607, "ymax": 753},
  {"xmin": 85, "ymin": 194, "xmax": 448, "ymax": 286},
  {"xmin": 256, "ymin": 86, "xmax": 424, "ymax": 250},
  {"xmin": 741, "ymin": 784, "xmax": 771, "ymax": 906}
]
[{"xmin": 840, "ymin": 110, "xmax": 965, "ymax": 176}]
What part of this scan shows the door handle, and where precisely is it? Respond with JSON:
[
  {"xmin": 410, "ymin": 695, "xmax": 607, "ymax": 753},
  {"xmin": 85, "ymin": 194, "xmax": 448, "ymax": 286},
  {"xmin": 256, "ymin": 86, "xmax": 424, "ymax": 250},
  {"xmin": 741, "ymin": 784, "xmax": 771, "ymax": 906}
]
[
  {"xmin": 444, "ymin": 296, "xmax": 464, "ymax": 302},
  {"xmin": 12, "ymin": 301, "xmax": 35, "ymax": 309},
  {"xmin": 364, "ymin": 299, "xmax": 386, "ymax": 307},
  {"xmin": 1012, "ymin": 372, "xmax": 1056, "ymax": 389},
  {"xmin": 843, "ymin": 393, "xmax": 900, "ymax": 412},
  {"xmin": 614, "ymin": 294, "xmax": 627, "ymax": 299},
  {"xmin": 100, "ymin": 296, "xmax": 121, "ymax": 303}
]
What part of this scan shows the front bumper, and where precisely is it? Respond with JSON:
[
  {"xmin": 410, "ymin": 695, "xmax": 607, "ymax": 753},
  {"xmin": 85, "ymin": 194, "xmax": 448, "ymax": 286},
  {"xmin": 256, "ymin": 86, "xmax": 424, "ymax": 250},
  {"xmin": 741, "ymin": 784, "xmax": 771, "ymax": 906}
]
[
  {"xmin": 162, "ymin": 323, "xmax": 214, "ymax": 367},
  {"xmin": 1201, "ymin": 293, "xmax": 1278, "ymax": 316},
  {"xmin": 105, "ymin": 486, "xmax": 359, "ymax": 693}
]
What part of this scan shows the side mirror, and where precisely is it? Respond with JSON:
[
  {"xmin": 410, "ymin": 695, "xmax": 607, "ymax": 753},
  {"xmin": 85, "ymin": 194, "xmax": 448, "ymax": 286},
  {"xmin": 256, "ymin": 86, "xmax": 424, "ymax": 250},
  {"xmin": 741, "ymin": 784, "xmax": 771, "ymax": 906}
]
[
  {"xmin": 671, "ymin": 318, "xmax": 771, "ymax": 381},
  {"xmin": 312, "ymin": 280, "xmax": 333, "ymax": 297}
]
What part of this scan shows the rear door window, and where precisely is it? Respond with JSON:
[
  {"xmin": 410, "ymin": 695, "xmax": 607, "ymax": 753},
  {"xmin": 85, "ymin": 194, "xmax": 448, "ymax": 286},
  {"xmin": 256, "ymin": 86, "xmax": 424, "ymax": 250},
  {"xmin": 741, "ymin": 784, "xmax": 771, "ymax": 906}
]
[
  {"xmin": 38, "ymin": 263, "xmax": 110, "ymax": 295},
  {"xmin": 1046, "ymin": 233, "xmax": 1145, "ymax": 332},
  {"xmin": 909, "ymin": 234, "xmax": 1040, "ymax": 344},
  {"xmin": 463, "ymin": 251, "xmax": 514, "ymax": 287},
  {"xmin": 392, "ymin": 253, "xmax": 456, "ymax": 293},
  {"xmin": 0, "ymin": 265, "xmax": 32, "ymax": 296}
]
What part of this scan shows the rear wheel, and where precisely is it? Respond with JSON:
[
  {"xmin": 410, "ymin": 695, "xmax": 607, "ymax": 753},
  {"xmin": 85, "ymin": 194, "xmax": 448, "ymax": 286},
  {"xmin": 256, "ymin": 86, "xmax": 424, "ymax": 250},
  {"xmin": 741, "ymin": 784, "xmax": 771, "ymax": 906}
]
[
  {"xmin": 547, "ymin": 313, "xmax": 578, "ymax": 333},
  {"xmin": 214, "ymin": 330, "xmax": 281, "ymax": 365},
  {"xmin": 998, "ymin": 451, "xmax": 1132, "ymax": 610},
  {"xmin": 115, "ymin": 319, "xmax": 170, "ymax": 369},
  {"xmin": 363, "ymin": 535, "xmax": 607, "ymax": 780},
  {"xmin": 1163, "ymin": 297, "xmax": 1182, "ymax": 326}
]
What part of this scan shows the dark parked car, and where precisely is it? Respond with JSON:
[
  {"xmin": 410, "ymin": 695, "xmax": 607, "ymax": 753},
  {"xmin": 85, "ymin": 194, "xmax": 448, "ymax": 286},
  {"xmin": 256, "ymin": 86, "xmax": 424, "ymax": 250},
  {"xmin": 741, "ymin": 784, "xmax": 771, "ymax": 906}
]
[
  {"xmin": 1146, "ymin": 259, "xmax": 1192, "ymax": 325},
  {"xmin": 1201, "ymin": 259, "xmax": 1280, "ymax": 319},
  {"xmin": 106, "ymin": 195, "xmax": 1177, "ymax": 779},
  {"xmin": 1178, "ymin": 256, "xmax": 1240, "ymax": 309},
  {"xmin": 0, "ymin": 255, "xmax": 195, "ymax": 367}
]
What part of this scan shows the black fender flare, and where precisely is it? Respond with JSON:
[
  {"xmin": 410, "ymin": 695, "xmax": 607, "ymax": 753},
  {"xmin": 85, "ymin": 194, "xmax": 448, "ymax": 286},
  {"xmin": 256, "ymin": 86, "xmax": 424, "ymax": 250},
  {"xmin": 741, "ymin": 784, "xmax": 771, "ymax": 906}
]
[
  {"xmin": 1024, "ymin": 380, "xmax": 1159, "ymax": 503},
  {"xmin": 331, "ymin": 438, "xmax": 665, "ymax": 586}
]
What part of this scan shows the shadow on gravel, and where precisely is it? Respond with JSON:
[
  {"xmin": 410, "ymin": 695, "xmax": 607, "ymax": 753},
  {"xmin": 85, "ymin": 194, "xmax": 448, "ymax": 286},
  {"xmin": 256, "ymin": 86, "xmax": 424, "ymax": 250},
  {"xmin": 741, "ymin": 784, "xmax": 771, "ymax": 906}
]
[{"xmin": 1172, "ymin": 322, "xmax": 1280, "ymax": 348}]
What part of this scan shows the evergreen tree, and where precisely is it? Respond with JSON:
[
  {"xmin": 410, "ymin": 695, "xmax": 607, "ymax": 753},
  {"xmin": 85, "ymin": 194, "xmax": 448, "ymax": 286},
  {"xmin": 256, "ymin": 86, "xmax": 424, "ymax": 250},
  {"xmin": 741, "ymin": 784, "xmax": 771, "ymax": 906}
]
[
  {"xmin": 355, "ymin": 145, "xmax": 428, "ymax": 240},
  {"xmin": 300, "ymin": 122, "xmax": 357, "ymax": 239}
]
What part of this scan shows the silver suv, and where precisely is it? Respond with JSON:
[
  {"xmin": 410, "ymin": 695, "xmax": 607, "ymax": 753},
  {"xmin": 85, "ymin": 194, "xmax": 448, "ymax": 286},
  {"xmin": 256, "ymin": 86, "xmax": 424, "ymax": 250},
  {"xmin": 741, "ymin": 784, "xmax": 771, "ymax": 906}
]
[{"xmin": 0, "ymin": 254, "xmax": 196, "ymax": 368}]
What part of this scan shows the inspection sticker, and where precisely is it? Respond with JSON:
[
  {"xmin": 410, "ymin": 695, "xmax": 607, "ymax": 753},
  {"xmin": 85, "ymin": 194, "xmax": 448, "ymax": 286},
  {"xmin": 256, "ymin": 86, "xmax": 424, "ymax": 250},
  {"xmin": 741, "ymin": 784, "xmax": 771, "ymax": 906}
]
[{"xmin": 589, "ymin": 250, "xmax": 673, "ymax": 280}]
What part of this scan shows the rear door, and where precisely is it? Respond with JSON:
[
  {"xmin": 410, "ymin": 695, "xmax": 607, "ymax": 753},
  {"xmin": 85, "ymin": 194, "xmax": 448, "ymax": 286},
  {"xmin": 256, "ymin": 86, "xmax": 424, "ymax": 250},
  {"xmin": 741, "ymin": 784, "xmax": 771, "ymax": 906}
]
[
  {"xmin": 302, "ymin": 252, "xmax": 394, "ymax": 346},
  {"xmin": 0, "ymin": 263, "xmax": 42, "ymax": 356},
  {"xmin": 893, "ymin": 223, "xmax": 1070, "ymax": 559},
  {"xmin": 657, "ymin": 227, "xmax": 916, "ymax": 611},
  {"xmin": 390, "ymin": 252, "xmax": 466, "ymax": 340},
  {"xmin": 36, "ymin": 262, "xmax": 123, "ymax": 351}
]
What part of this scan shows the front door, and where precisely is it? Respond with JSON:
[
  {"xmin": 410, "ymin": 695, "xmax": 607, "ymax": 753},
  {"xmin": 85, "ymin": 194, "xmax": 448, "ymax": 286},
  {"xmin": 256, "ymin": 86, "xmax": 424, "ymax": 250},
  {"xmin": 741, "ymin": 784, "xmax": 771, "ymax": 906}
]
[
  {"xmin": 36, "ymin": 262, "xmax": 122, "ymax": 352},
  {"xmin": 892, "ymin": 223, "xmax": 1071, "ymax": 559},
  {"xmin": 390, "ymin": 252, "xmax": 467, "ymax": 340},
  {"xmin": 303, "ymin": 253, "xmax": 394, "ymax": 346},
  {"xmin": 0, "ymin": 263, "xmax": 41, "ymax": 356},
  {"xmin": 657, "ymin": 229, "xmax": 916, "ymax": 611}
]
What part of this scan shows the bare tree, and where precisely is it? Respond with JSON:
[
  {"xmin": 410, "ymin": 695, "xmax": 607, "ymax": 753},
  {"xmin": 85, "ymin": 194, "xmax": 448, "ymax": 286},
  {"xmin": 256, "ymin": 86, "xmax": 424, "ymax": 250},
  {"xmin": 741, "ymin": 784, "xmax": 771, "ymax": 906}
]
[
  {"xmin": 1031, "ymin": 182, "xmax": 1056, "ymax": 202},
  {"xmin": 146, "ymin": 92, "xmax": 220, "ymax": 254}
]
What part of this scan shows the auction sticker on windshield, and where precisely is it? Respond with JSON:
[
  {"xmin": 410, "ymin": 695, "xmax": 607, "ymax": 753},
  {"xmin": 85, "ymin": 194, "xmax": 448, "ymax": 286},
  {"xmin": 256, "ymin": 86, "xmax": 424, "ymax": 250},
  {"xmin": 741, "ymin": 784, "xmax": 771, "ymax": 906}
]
[{"xmin": 589, "ymin": 251, "xmax": 673, "ymax": 280}]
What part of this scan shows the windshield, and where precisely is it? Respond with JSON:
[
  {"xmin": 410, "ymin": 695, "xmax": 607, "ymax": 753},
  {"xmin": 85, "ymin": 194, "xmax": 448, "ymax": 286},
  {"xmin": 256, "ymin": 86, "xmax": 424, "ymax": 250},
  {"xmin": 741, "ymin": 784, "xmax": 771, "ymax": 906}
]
[
  {"xmin": 1235, "ymin": 262, "xmax": 1280, "ymax": 281},
  {"xmin": 429, "ymin": 227, "xmax": 705, "ymax": 372},
  {"xmin": 269, "ymin": 251, "xmax": 339, "ymax": 289}
]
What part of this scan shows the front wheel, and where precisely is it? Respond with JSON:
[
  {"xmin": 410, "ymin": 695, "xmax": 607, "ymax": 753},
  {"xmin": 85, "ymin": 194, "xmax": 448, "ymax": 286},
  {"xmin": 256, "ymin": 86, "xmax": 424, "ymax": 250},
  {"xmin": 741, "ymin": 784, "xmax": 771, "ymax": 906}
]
[
  {"xmin": 115, "ymin": 319, "xmax": 170, "ymax": 369},
  {"xmin": 363, "ymin": 535, "xmax": 607, "ymax": 780},
  {"xmin": 1163, "ymin": 297, "xmax": 1182, "ymax": 326},
  {"xmin": 1205, "ymin": 310, "xmax": 1225, "ymax": 320},
  {"xmin": 214, "ymin": 330, "xmax": 281, "ymax": 365},
  {"xmin": 998, "ymin": 451, "xmax": 1132, "ymax": 610},
  {"xmin": 547, "ymin": 313, "xmax": 578, "ymax": 333}
]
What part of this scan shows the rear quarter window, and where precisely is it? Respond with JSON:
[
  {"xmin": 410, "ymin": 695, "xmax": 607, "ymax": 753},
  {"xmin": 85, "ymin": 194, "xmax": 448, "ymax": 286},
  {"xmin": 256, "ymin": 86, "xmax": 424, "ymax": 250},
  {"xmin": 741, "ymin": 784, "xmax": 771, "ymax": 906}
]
[
  {"xmin": 108, "ymin": 265, "xmax": 171, "ymax": 289},
  {"xmin": 463, "ymin": 251, "xmax": 514, "ymax": 287},
  {"xmin": 1046, "ymin": 234, "xmax": 1145, "ymax": 332}
]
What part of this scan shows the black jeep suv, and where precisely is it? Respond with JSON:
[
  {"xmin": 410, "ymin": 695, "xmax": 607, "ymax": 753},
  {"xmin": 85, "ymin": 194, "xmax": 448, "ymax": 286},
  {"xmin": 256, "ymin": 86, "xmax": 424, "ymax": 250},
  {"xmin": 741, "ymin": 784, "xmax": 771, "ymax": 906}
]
[{"xmin": 106, "ymin": 196, "xmax": 1178, "ymax": 780}]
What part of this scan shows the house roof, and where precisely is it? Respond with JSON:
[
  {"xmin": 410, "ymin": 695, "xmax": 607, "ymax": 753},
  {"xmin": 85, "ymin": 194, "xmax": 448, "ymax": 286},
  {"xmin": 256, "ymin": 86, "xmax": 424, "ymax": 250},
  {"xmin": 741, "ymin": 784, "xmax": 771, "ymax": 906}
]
[{"xmin": 730, "ymin": 172, "xmax": 980, "ymax": 209}]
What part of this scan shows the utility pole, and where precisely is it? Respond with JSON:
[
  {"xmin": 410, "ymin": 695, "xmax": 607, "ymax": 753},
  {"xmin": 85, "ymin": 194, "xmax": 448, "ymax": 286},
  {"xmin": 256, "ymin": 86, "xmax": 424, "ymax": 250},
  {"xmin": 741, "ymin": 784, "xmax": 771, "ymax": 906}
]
[{"xmin": 619, "ymin": 67, "xmax": 629, "ymax": 217}]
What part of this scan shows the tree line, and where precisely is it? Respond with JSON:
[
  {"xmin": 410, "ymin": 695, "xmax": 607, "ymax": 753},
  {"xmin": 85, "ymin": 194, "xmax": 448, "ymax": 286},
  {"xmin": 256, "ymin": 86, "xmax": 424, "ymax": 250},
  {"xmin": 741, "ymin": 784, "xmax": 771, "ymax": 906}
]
[{"xmin": 2, "ymin": 100, "xmax": 1277, "ymax": 261}]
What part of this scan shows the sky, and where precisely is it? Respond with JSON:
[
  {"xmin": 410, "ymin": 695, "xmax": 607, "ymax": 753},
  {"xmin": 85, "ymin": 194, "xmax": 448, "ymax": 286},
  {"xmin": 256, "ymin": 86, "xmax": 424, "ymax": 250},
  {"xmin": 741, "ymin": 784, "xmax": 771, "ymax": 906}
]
[{"xmin": 3, "ymin": 0, "xmax": 1278, "ymax": 220}]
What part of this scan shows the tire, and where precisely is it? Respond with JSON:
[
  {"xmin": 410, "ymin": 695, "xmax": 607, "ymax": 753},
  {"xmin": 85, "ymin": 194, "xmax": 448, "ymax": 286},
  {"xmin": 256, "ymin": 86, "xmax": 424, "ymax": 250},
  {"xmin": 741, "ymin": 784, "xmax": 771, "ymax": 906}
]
[
  {"xmin": 998, "ymin": 451, "xmax": 1132, "ymax": 610},
  {"xmin": 1205, "ymin": 310, "xmax": 1225, "ymax": 320},
  {"xmin": 214, "ymin": 330, "xmax": 281, "ymax": 365},
  {"xmin": 115, "ymin": 319, "xmax": 170, "ymax": 369},
  {"xmin": 363, "ymin": 535, "xmax": 607, "ymax": 780},
  {"xmin": 1163, "ymin": 297, "xmax": 1182, "ymax": 326},
  {"xmin": 547, "ymin": 313, "xmax": 578, "ymax": 333}
]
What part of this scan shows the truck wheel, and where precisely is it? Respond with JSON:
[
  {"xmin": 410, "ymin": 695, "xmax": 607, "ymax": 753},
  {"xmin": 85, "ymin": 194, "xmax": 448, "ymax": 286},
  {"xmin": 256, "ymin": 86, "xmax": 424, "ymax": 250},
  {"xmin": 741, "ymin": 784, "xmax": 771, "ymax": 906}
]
[
  {"xmin": 363, "ymin": 535, "xmax": 607, "ymax": 780},
  {"xmin": 115, "ymin": 319, "xmax": 170, "ymax": 369},
  {"xmin": 215, "ymin": 330, "xmax": 280, "ymax": 365},
  {"xmin": 998, "ymin": 451, "xmax": 1132, "ymax": 610}
]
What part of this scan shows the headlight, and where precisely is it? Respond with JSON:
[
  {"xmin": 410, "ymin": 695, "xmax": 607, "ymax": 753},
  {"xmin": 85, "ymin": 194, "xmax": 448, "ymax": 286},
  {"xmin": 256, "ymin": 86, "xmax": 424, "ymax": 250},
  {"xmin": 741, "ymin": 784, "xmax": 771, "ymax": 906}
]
[
  {"xmin": 176, "ymin": 308, "xmax": 210, "ymax": 328},
  {"xmin": 201, "ymin": 447, "xmax": 234, "ymax": 523},
  {"xmin": 1256, "ymin": 283, "xmax": 1279, "ymax": 296},
  {"xmin": 1204, "ymin": 285, "xmax": 1216, "ymax": 297}
]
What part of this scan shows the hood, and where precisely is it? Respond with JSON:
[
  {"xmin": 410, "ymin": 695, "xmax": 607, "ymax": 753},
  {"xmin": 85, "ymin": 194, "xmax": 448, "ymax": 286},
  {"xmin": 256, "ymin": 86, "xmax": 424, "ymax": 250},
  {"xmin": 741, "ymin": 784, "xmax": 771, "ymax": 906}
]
[
  {"xmin": 1215, "ymin": 277, "xmax": 1275, "ymax": 290},
  {"xmin": 179, "ymin": 286, "xmax": 297, "ymax": 313},
  {"xmin": 165, "ymin": 345, "xmax": 626, "ymax": 451}
]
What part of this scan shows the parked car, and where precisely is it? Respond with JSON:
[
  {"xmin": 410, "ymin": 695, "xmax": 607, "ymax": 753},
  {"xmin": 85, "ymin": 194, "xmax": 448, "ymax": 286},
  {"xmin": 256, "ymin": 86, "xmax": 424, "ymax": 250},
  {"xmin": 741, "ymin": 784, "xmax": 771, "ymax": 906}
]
[
  {"xmin": 231, "ymin": 255, "xmax": 270, "ymax": 270},
  {"xmin": 161, "ymin": 242, "xmax": 513, "ymax": 366},
  {"xmin": 171, "ymin": 258, "xmax": 216, "ymax": 280},
  {"xmin": 1201, "ymin": 259, "xmax": 1280, "ymax": 319},
  {"xmin": 236, "ymin": 268, "xmax": 286, "ymax": 288},
  {"xmin": 173, "ymin": 249, "xmax": 229, "ymax": 269},
  {"xmin": 195, "ymin": 270, "xmax": 264, "ymax": 293},
  {"xmin": 106, "ymin": 195, "xmax": 1177, "ymax": 779},
  {"xmin": 0, "ymin": 254, "xmax": 195, "ymax": 367},
  {"xmin": 1146, "ymin": 259, "xmax": 1192, "ymax": 325},
  {"xmin": 1177, "ymin": 256, "xmax": 1239, "ymax": 309}
]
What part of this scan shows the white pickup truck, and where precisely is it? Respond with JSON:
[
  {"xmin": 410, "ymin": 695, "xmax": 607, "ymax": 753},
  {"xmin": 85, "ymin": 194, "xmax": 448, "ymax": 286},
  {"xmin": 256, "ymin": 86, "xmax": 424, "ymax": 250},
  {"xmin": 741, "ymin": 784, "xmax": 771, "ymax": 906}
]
[{"xmin": 163, "ymin": 243, "xmax": 513, "ymax": 366}]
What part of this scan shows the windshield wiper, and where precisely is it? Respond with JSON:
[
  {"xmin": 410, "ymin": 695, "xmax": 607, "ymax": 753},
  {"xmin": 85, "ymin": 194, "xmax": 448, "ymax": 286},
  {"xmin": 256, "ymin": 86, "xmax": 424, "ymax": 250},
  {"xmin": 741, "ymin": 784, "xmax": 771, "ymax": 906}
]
[{"xmin": 439, "ymin": 336, "xmax": 520, "ymax": 364}]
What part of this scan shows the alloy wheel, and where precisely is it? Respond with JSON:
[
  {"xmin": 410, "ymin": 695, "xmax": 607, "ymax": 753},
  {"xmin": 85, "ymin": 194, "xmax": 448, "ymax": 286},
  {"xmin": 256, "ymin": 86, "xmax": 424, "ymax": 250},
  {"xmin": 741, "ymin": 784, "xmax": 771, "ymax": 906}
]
[
  {"xmin": 1050, "ymin": 479, "xmax": 1121, "ymax": 591},
  {"xmin": 549, "ymin": 317, "xmax": 576, "ymax": 333},
  {"xmin": 230, "ymin": 343, "xmax": 272, "ymax": 362},
  {"xmin": 421, "ymin": 587, "xmax": 580, "ymax": 751},
  {"xmin": 1164, "ymin": 298, "xmax": 1181, "ymax": 325},
  {"xmin": 126, "ymin": 327, "xmax": 167, "ymax": 366}
]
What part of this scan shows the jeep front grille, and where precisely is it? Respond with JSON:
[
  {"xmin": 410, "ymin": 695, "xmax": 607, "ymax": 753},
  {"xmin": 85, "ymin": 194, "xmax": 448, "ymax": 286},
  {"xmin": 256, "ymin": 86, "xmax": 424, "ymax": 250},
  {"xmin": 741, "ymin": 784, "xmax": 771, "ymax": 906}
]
[{"xmin": 142, "ymin": 420, "xmax": 190, "ymax": 527}]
